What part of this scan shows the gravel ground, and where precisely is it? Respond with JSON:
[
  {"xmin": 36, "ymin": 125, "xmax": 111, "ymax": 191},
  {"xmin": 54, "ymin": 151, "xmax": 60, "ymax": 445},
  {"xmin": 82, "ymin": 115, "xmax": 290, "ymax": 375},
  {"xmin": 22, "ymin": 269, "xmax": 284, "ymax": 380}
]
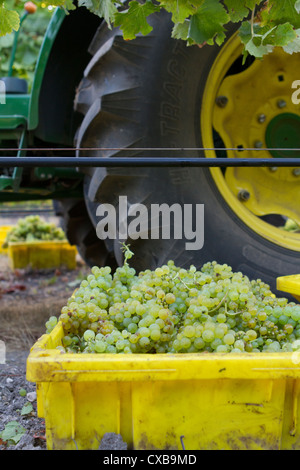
[
  {"xmin": 0, "ymin": 349, "xmax": 47, "ymax": 450},
  {"xmin": 0, "ymin": 350, "xmax": 128, "ymax": 451}
]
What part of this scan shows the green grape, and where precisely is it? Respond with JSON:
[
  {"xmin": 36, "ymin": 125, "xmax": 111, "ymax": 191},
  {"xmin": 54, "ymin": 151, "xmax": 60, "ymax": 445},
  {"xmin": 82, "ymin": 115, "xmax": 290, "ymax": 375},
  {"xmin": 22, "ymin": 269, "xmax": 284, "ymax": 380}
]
[
  {"xmin": 139, "ymin": 337, "xmax": 150, "ymax": 348},
  {"xmin": 278, "ymin": 315, "xmax": 289, "ymax": 326},
  {"xmin": 115, "ymin": 313, "xmax": 124, "ymax": 323},
  {"xmin": 183, "ymin": 325, "xmax": 196, "ymax": 338},
  {"xmin": 216, "ymin": 345, "xmax": 229, "ymax": 353},
  {"xmin": 83, "ymin": 330, "xmax": 95, "ymax": 341},
  {"xmin": 214, "ymin": 326, "xmax": 225, "ymax": 339},
  {"xmin": 234, "ymin": 340, "xmax": 245, "ymax": 351},
  {"xmin": 48, "ymin": 316, "xmax": 58, "ymax": 326},
  {"xmin": 180, "ymin": 337, "xmax": 191, "ymax": 349},
  {"xmin": 62, "ymin": 335, "xmax": 73, "ymax": 347},
  {"xmin": 172, "ymin": 339, "xmax": 182, "ymax": 351},
  {"xmin": 150, "ymin": 329, "xmax": 161, "ymax": 341},
  {"xmin": 202, "ymin": 330, "xmax": 215, "ymax": 343},
  {"xmin": 241, "ymin": 312, "xmax": 251, "ymax": 322},
  {"xmin": 223, "ymin": 333, "xmax": 235, "ymax": 345},
  {"xmin": 229, "ymin": 291, "xmax": 239, "ymax": 301},
  {"xmin": 284, "ymin": 324, "xmax": 294, "ymax": 335},
  {"xmin": 46, "ymin": 258, "xmax": 300, "ymax": 356},
  {"xmin": 216, "ymin": 313, "xmax": 226, "ymax": 323},
  {"xmin": 128, "ymin": 322, "xmax": 138, "ymax": 333},
  {"xmin": 116, "ymin": 339, "xmax": 126, "ymax": 350},
  {"xmin": 138, "ymin": 327, "xmax": 150, "ymax": 337},
  {"xmin": 246, "ymin": 329, "xmax": 257, "ymax": 341},
  {"xmin": 194, "ymin": 338, "xmax": 205, "ymax": 350},
  {"xmin": 158, "ymin": 309, "xmax": 169, "ymax": 320},
  {"xmin": 211, "ymin": 338, "xmax": 223, "ymax": 350},
  {"xmin": 94, "ymin": 341, "xmax": 107, "ymax": 353},
  {"xmin": 129, "ymin": 333, "xmax": 139, "ymax": 344},
  {"xmin": 88, "ymin": 312, "xmax": 98, "ymax": 322},
  {"xmin": 4, "ymin": 215, "xmax": 67, "ymax": 245},
  {"xmin": 165, "ymin": 293, "xmax": 176, "ymax": 304}
]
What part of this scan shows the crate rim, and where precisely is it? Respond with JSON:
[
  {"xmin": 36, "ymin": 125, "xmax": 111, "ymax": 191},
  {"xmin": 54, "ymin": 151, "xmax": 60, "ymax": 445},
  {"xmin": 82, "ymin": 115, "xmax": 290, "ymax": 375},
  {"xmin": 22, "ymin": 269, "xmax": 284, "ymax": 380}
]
[{"xmin": 26, "ymin": 321, "xmax": 300, "ymax": 383}]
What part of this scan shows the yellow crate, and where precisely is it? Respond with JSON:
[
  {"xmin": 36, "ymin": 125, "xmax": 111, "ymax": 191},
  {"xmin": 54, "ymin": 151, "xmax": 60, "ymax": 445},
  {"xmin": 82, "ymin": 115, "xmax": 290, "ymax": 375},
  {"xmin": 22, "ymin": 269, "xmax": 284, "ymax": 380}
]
[
  {"xmin": 0, "ymin": 225, "xmax": 12, "ymax": 254},
  {"xmin": 277, "ymin": 274, "xmax": 300, "ymax": 302},
  {"xmin": 8, "ymin": 240, "xmax": 77, "ymax": 270},
  {"xmin": 25, "ymin": 274, "xmax": 300, "ymax": 450}
]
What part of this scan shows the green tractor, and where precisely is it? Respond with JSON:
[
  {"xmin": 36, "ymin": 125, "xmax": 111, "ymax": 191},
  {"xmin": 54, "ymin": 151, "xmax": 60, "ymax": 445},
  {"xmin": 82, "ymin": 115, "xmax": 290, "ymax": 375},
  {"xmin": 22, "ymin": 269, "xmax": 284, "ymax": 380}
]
[{"xmin": 1, "ymin": 4, "xmax": 300, "ymax": 292}]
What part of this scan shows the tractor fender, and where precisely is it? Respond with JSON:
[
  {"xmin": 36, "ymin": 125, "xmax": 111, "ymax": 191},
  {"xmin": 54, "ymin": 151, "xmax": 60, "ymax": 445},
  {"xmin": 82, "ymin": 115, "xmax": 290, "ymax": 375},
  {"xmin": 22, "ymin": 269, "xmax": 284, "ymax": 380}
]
[{"xmin": 31, "ymin": 6, "xmax": 101, "ymax": 146}]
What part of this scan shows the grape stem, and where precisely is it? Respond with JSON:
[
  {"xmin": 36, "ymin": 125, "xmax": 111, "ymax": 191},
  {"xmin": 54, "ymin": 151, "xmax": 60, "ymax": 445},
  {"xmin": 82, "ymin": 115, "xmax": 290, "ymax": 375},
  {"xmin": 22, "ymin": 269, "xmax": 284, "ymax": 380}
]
[
  {"xmin": 172, "ymin": 272, "xmax": 192, "ymax": 290},
  {"xmin": 207, "ymin": 290, "xmax": 229, "ymax": 314},
  {"xmin": 120, "ymin": 242, "xmax": 134, "ymax": 266},
  {"xmin": 250, "ymin": 7, "xmax": 255, "ymax": 37}
]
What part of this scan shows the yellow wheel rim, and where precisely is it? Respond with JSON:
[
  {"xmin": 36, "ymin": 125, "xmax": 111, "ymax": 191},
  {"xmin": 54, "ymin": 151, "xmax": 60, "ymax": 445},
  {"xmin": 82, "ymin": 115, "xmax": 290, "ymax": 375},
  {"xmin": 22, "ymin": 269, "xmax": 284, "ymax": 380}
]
[{"xmin": 201, "ymin": 32, "xmax": 300, "ymax": 252}]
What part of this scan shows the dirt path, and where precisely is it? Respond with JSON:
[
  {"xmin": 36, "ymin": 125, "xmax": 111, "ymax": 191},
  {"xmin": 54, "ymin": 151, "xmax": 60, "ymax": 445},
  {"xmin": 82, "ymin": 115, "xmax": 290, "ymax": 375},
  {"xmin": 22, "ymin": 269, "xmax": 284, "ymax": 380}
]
[{"xmin": 0, "ymin": 253, "xmax": 90, "ymax": 351}]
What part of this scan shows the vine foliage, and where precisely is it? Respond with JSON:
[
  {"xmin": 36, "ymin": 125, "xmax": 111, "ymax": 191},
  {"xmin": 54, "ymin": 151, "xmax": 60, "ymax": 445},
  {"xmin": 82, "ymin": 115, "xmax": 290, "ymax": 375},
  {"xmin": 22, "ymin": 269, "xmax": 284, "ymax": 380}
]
[{"xmin": 1, "ymin": 1, "xmax": 300, "ymax": 58}]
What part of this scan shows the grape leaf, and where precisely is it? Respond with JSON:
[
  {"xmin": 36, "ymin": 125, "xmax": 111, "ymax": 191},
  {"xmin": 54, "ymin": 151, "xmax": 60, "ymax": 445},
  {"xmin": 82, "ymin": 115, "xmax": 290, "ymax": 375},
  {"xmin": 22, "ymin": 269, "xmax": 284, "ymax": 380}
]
[
  {"xmin": 62, "ymin": 0, "xmax": 77, "ymax": 11},
  {"xmin": 239, "ymin": 21, "xmax": 271, "ymax": 57},
  {"xmin": 78, "ymin": 0, "xmax": 117, "ymax": 26},
  {"xmin": 245, "ymin": 38, "xmax": 273, "ymax": 57},
  {"xmin": 172, "ymin": 20, "xmax": 190, "ymax": 40},
  {"xmin": 188, "ymin": 0, "xmax": 229, "ymax": 46},
  {"xmin": 41, "ymin": 0, "xmax": 68, "ymax": 5},
  {"xmin": 157, "ymin": 0, "xmax": 204, "ymax": 24},
  {"xmin": 0, "ymin": 421, "xmax": 26, "ymax": 445},
  {"xmin": 262, "ymin": 22, "xmax": 296, "ymax": 46},
  {"xmin": 21, "ymin": 402, "xmax": 33, "ymax": 416},
  {"xmin": 0, "ymin": 3, "xmax": 20, "ymax": 37},
  {"xmin": 172, "ymin": 19, "xmax": 200, "ymax": 46},
  {"xmin": 113, "ymin": 0, "xmax": 160, "ymax": 40},
  {"xmin": 262, "ymin": 0, "xmax": 300, "ymax": 28},
  {"xmin": 239, "ymin": 4, "xmax": 297, "ymax": 58},
  {"xmin": 224, "ymin": 0, "xmax": 261, "ymax": 22},
  {"xmin": 283, "ymin": 27, "xmax": 300, "ymax": 52}
]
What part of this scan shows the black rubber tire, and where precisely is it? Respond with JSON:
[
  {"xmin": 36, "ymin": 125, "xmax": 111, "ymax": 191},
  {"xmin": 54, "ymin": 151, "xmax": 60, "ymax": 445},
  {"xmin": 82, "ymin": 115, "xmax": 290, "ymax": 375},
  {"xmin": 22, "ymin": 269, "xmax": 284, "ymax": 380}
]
[
  {"xmin": 74, "ymin": 11, "xmax": 300, "ymax": 293},
  {"xmin": 53, "ymin": 198, "xmax": 117, "ymax": 269}
]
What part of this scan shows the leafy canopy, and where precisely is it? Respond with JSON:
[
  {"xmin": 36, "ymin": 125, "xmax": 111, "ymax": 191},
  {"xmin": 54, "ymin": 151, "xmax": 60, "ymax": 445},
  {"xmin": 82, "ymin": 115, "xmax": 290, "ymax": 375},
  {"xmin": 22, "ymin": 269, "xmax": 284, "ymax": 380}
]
[
  {"xmin": 2, "ymin": 0, "xmax": 300, "ymax": 58},
  {"xmin": 0, "ymin": 1, "xmax": 53, "ymax": 86}
]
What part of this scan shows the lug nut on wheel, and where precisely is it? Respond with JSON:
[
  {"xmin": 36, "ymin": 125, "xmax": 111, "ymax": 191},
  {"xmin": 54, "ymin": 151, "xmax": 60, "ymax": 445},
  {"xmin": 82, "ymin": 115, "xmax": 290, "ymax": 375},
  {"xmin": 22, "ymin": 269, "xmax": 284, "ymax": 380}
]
[
  {"xmin": 238, "ymin": 190, "xmax": 250, "ymax": 201},
  {"xmin": 254, "ymin": 141, "xmax": 263, "ymax": 148},
  {"xmin": 277, "ymin": 99, "xmax": 287, "ymax": 108},
  {"xmin": 258, "ymin": 114, "xmax": 266, "ymax": 123},
  {"xmin": 215, "ymin": 95, "xmax": 228, "ymax": 107}
]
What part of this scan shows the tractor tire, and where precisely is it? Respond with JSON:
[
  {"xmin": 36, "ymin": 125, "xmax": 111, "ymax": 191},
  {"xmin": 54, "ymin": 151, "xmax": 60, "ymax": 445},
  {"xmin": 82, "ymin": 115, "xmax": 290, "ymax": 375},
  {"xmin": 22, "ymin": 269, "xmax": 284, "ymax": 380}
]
[
  {"xmin": 53, "ymin": 198, "xmax": 117, "ymax": 269},
  {"xmin": 73, "ymin": 11, "xmax": 300, "ymax": 294}
]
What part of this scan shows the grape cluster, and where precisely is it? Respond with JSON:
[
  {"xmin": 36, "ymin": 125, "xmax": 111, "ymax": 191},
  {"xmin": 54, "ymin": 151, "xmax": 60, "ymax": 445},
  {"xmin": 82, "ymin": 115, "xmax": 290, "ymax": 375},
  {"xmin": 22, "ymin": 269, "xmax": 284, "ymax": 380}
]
[
  {"xmin": 3, "ymin": 215, "xmax": 66, "ymax": 247},
  {"xmin": 46, "ymin": 258, "xmax": 300, "ymax": 355}
]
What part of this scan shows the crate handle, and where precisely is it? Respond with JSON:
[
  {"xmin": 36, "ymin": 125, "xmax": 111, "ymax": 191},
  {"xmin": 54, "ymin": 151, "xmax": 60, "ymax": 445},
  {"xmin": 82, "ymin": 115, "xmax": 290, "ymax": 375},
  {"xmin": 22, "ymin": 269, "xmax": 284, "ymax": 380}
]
[{"xmin": 53, "ymin": 368, "xmax": 177, "ymax": 374}]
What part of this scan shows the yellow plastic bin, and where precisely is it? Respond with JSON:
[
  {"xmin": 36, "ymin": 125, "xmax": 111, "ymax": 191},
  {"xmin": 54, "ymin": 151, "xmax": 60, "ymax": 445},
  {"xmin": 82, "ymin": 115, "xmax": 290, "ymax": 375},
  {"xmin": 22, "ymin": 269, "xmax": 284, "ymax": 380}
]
[
  {"xmin": 8, "ymin": 241, "xmax": 77, "ymax": 270},
  {"xmin": 0, "ymin": 225, "xmax": 12, "ymax": 254},
  {"xmin": 277, "ymin": 275, "xmax": 300, "ymax": 302},
  {"xmin": 26, "ymin": 275, "xmax": 300, "ymax": 451}
]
